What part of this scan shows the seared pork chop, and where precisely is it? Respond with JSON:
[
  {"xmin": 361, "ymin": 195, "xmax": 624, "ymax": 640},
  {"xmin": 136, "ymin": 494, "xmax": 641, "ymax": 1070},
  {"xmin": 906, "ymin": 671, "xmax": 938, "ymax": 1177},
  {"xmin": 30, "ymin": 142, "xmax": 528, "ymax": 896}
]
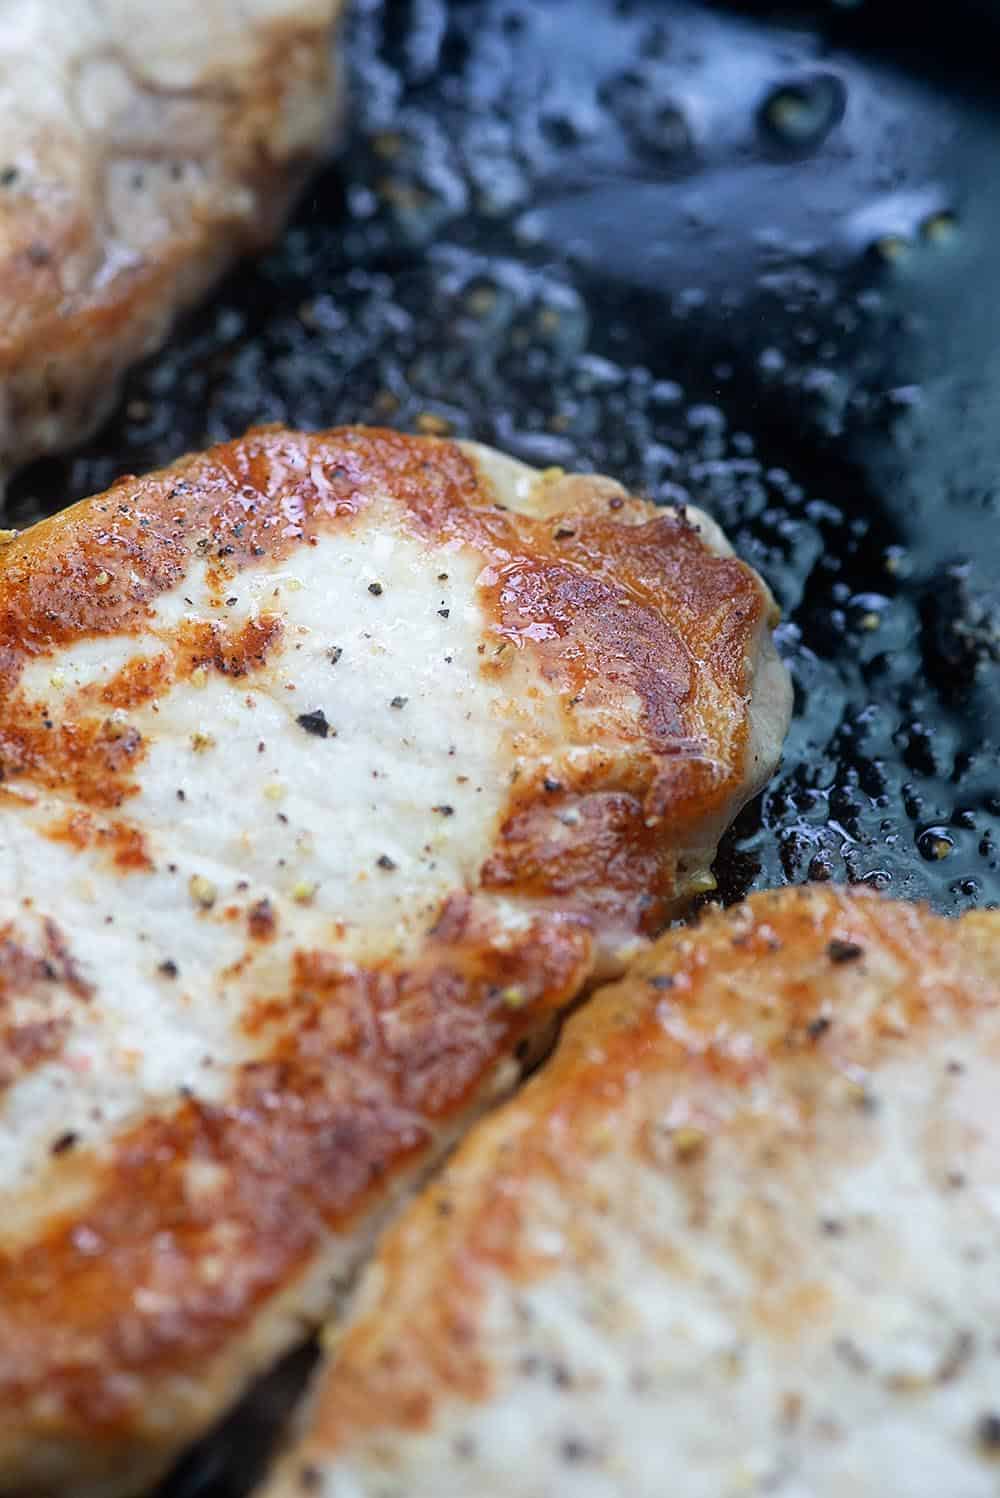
[
  {"xmin": 0, "ymin": 0, "xmax": 343, "ymax": 483},
  {"xmin": 0, "ymin": 426, "xmax": 789, "ymax": 1497},
  {"xmin": 264, "ymin": 885, "xmax": 1000, "ymax": 1498}
]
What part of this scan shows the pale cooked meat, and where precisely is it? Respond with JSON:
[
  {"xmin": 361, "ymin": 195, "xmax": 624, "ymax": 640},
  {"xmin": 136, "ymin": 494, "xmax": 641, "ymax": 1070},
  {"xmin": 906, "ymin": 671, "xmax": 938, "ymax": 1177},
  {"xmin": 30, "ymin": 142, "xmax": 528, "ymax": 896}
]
[
  {"xmin": 0, "ymin": 0, "xmax": 343, "ymax": 483},
  {"xmin": 263, "ymin": 885, "xmax": 1000, "ymax": 1498},
  {"xmin": 0, "ymin": 426, "xmax": 789, "ymax": 1497}
]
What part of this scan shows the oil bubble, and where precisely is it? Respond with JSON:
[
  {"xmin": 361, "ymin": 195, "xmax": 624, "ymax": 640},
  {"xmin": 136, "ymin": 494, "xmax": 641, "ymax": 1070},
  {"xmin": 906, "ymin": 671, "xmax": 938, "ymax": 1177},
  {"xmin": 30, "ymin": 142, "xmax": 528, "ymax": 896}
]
[{"xmin": 759, "ymin": 73, "xmax": 846, "ymax": 154}]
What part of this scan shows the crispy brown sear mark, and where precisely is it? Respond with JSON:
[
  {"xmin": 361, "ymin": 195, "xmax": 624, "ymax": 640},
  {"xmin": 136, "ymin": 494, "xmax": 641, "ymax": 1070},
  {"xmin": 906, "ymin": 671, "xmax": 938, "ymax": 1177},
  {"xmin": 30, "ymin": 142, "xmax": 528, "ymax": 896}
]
[
  {"xmin": 0, "ymin": 427, "xmax": 783, "ymax": 1496},
  {"xmin": 269, "ymin": 888, "xmax": 1000, "ymax": 1486},
  {"xmin": 0, "ymin": 911, "xmax": 590, "ymax": 1432}
]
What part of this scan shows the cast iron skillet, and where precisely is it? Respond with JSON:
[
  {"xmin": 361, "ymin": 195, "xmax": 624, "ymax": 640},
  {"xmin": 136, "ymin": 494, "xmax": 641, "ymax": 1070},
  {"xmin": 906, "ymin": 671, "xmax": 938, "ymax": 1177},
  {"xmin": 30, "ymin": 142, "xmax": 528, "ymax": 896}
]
[{"xmin": 8, "ymin": 2, "xmax": 999, "ymax": 1492}]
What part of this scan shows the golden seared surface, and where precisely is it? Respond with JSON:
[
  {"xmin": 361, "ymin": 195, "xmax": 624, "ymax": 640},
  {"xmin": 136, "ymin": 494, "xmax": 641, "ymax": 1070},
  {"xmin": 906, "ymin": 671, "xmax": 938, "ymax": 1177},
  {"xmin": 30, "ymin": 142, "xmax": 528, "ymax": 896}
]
[
  {"xmin": 0, "ymin": 426, "xmax": 788, "ymax": 1497},
  {"xmin": 0, "ymin": 0, "xmax": 343, "ymax": 479},
  {"xmin": 266, "ymin": 886, "xmax": 1000, "ymax": 1498}
]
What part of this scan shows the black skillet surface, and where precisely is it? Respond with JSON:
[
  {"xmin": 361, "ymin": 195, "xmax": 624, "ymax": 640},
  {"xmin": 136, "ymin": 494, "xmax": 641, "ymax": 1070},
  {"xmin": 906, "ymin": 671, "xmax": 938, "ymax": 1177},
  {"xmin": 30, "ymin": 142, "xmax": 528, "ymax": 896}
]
[{"xmin": 8, "ymin": 2, "xmax": 1000, "ymax": 1489}]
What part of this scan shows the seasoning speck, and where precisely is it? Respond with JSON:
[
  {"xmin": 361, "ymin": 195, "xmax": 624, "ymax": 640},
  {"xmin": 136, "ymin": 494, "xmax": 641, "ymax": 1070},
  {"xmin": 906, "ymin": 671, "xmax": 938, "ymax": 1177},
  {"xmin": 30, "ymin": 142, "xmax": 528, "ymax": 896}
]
[
  {"xmin": 328, "ymin": 646, "xmax": 343, "ymax": 665},
  {"xmin": 827, "ymin": 939, "xmax": 864, "ymax": 964},
  {"xmin": 368, "ymin": 582, "xmax": 383, "ymax": 596},
  {"xmin": 672, "ymin": 1126, "xmax": 707, "ymax": 1162},
  {"xmin": 438, "ymin": 607, "xmax": 450, "ymax": 619},
  {"xmin": 976, "ymin": 1412, "xmax": 1000, "ymax": 1455},
  {"xmin": 291, "ymin": 880, "xmax": 318, "ymax": 904},
  {"xmin": 432, "ymin": 804, "xmax": 454, "ymax": 816},
  {"xmin": 158, "ymin": 959, "xmax": 179, "ymax": 979},
  {"xmin": 51, "ymin": 1131, "xmax": 79, "ymax": 1156},
  {"xmin": 376, "ymin": 854, "xmax": 397, "ymax": 871},
  {"xmin": 189, "ymin": 874, "xmax": 217, "ymax": 909},
  {"xmin": 390, "ymin": 696, "xmax": 408, "ymax": 709},
  {"xmin": 94, "ymin": 571, "xmax": 111, "ymax": 589},
  {"xmin": 296, "ymin": 708, "xmax": 331, "ymax": 739},
  {"xmin": 190, "ymin": 731, "xmax": 216, "ymax": 753}
]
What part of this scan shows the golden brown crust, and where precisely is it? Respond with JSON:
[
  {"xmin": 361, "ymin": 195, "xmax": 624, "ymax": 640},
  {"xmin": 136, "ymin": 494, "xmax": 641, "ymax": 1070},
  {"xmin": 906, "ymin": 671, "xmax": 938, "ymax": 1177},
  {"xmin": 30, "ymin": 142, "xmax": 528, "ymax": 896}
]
[
  {"xmin": 0, "ymin": 912, "xmax": 591, "ymax": 1436},
  {"xmin": 0, "ymin": 427, "xmax": 767, "ymax": 914},
  {"xmin": 0, "ymin": 427, "xmax": 781, "ymax": 1492},
  {"xmin": 279, "ymin": 886, "xmax": 1000, "ymax": 1476},
  {"xmin": 0, "ymin": 5, "xmax": 344, "ymax": 476}
]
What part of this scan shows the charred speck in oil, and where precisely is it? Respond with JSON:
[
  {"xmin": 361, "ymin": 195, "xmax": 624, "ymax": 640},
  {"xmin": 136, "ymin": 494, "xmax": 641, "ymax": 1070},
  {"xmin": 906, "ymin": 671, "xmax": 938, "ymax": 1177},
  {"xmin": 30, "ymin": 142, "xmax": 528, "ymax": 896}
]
[{"xmin": 296, "ymin": 709, "xmax": 331, "ymax": 739}]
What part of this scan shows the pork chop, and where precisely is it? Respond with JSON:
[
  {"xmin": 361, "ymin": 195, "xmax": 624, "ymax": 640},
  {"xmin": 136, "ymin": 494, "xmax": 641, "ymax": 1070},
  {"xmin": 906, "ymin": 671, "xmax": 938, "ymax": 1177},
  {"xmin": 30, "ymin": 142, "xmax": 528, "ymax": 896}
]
[
  {"xmin": 0, "ymin": 0, "xmax": 343, "ymax": 484},
  {"xmin": 263, "ymin": 885, "xmax": 1000, "ymax": 1498},
  {"xmin": 0, "ymin": 426, "xmax": 790, "ymax": 1497}
]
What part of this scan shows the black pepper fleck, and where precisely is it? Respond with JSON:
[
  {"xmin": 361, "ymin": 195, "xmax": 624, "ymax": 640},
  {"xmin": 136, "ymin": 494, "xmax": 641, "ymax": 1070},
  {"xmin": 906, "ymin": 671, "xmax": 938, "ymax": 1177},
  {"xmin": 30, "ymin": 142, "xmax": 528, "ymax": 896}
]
[
  {"xmin": 807, "ymin": 1014, "xmax": 832, "ymax": 1039},
  {"xmin": 50, "ymin": 1131, "xmax": 79, "ymax": 1157},
  {"xmin": 368, "ymin": 582, "xmax": 383, "ymax": 596},
  {"xmin": 377, "ymin": 854, "xmax": 397, "ymax": 871},
  {"xmin": 390, "ymin": 696, "xmax": 408, "ymax": 709},
  {"xmin": 976, "ymin": 1412, "xmax": 1000, "ymax": 1454},
  {"xmin": 543, "ymin": 777, "xmax": 563, "ymax": 792},
  {"xmin": 827, "ymin": 939, "xmax": 864, "ymax": 964},
  {"xmin": 438, "ymin": 607, "xmax": 450, "ymax": 618},
  {"xmin": 329, "ymin": 646, "xmax": 343, "ymax": 664},
  {"xmin": 158, "ymin": 959, "xmax": 179, "ymax": 979},
  {"xmin": 432, "ymin": 804, "xmax": 455, "ymax": 816},
  {"xmin": 296, "ymin": 709, "xmax": 331, "ymax": 739}
]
